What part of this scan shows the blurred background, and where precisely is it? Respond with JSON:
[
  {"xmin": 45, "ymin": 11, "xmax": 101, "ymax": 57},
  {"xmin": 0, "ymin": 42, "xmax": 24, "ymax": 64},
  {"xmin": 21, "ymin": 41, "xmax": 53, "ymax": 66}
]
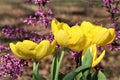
[{"xmin": 0, "ymin": 0, "xmax": 120, "ymax": 80}]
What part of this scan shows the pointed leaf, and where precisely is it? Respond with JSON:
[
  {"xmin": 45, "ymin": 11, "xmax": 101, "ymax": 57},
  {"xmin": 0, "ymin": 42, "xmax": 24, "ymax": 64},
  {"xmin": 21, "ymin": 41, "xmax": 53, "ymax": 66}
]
[
  {"xmin": 63, "ymin": 48, "xmax": 92, "ymax": 80},
  {"xmin": 63, "ymin": 62, "xmax": 92, "ymax": 80},
  {"xmin": 98, "ymin": 71, "xmax": 107, "ymax": 80},
  {"xmin": 74, "ymin": 72, "xmax": 82, "ymax": 80},
  {"xmin": 82, "ymin": 48, "xmax": 92, "ymax": 68}
]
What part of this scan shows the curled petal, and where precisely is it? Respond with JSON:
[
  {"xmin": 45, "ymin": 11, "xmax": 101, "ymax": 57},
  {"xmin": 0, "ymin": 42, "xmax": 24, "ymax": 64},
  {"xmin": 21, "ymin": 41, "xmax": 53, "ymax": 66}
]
[
  {"xmin": 106, "ymin": 28, "xmax": 116, "ymax": 44},
  {"xmin": 92, "ymin": 50, "xmax": 105, "ymax": 67},
  {"xmin": 90, "ymin": 44, "xmax": 97, "ymax": 61},
  {"xmin": 82, "ymin": 44, "xmax": 105, "ymax": 67}
]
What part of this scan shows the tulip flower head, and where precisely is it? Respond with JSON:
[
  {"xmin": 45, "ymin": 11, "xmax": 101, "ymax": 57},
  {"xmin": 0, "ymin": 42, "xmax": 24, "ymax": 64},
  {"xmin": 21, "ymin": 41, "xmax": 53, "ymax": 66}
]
[
  {"xmin": 82, "ymin": 44, "xmax": 105, "ymax": 67},
  {"xmin": 80, "ymin": 21, "xmax": 116, "ymax": 46},
  {"xmin": 52, "ymin": 20, "xmax": 115, "ymax": 52},
  {"xmin": 10, "ymin": 40, "xmax": 56, "ymax": 60},
  {"xmin": 51, "ymin": 19, "xmax": 90, "ymax": 51}
]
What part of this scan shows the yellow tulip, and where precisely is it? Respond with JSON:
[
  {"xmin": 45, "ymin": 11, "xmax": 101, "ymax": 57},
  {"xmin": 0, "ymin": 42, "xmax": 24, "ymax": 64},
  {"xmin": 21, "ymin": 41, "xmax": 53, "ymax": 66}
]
[
  {"xmin": 10, "ymin": 40, "xmax": 56, "ymax": 60},
  {"xmin": 51, "ymin": 19, "xmax": 90, "ymax": 51},
  {"xmin": 80, "ymin": 21, "xmax": 116, "ymax": 46},
  {"xmin": 82, "ymin": 44, "xmax": 105, "ymax": 67}
]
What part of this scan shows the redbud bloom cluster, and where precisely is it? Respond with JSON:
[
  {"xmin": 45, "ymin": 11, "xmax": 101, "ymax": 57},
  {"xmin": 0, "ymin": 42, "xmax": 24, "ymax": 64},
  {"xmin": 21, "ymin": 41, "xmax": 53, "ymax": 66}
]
[
  {"xmin": 33, "ymin": 0, "xmax": 49, "ymax": 5},
  {"xmin": 2, "ymin": 25, "xmax": 29, "ymax": 39},
  {"xmin": 24, "ymin": 0, "xmax": 49, "ymax": 6},
  {"xmin": 23, "ymin": 0, "xmax": 53, "ymax": 28},
  {"xmin": 0, "ymin": 44, "xmax": 10, "ymax": 53},
  {"xmin": 2, "ymin": 25, "xmax": 54, "ymax": 43},
  {"xmin": 23, "ymin": 9, "xmax": 53, "ymax": 28},
  {"xmin": 0, "ymin": 53, "xmax": 28, "ymax": 80},
  {"xmin": 103, "ymin": 0, "xmax": 119, "ymax": 14},
  {"xmin": 23, "ymin": 16, "xmax": 37, "ymax": 26},
  {"xmin": 103, "ymin": 0, "xmax": 120, "ymax": 50},
  {"xmin": 108, "ymin": 31, "xmax": 120, "ymax": 50}
]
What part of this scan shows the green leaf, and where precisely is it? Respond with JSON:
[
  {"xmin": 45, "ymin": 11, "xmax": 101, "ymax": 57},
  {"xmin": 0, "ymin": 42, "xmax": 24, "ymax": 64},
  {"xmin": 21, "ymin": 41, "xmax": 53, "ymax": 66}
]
[
  {"xmin": 81, "ymin": 48, "xmax": 92, "ymax": 68},
  {"xmin": 82, "ymin": 70, "xmax": 89, "ymax": 80},
  {"xmin": 62, "ymin": 64, "xmax": 90, "ymax": 80},
  {"xmin": 98, "ymin": 71, "xmax": 107, "ymax": 80},
  {"xmin": 75, "ymin": 48, "xmax": 92, "ymax": 73},
  {"xmin": 74, "ymin": 72, "xmax": 82, "ymax": 80},
  {"xmin": 88, "ymin": 72, "xmax": 98, "ymax": 80},
  {"xmin": 50, "ymin": 51, "xmax": 59, "ymax": 80},
  {"xmin": 63, "ymin": 48, "xmax": 92, "ymax": 80}
]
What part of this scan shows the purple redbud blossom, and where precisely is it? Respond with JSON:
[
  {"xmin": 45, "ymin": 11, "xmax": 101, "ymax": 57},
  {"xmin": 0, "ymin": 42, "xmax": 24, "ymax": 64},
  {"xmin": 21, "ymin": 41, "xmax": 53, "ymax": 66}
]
[
  {"xmin": 103, "ymin": 0, "xmax": 120, "ymax": 50},
  {"xmin": 23, "ymin": 9, "xmax": 53, "ymax": 28},
  {"xmin": 33, "ymin": 0, "xmax": 49, "ymax": 6},
  {"xmin": 2, "ymin": 25, "xmax": 54, "ymax": 43},
  {"xmin": 23, "ymin": 0, "xmax": 53, "ymax": 28},
  {"xmin": 36, "ymin": 9, "xmax": 53, "ymax": 28},
  {"xmin": 104, "ymin": 0, "xmax": 119, "ymax": 13},
  {"xmin": 70, "ymin": 51, "xmax": 82, "ymax": 68},
  {"xmin": 103, "ymin": 0, "xmax": 120, "ymax": 26},
  {"xmin": 24, "ymin": 0, "xmax": 49, "ymax": 6},
  {"xmin": 0, "ymin": 44, "xmax": 10, "ymax": 52},
  {"xmin": 2, "ymin": 25, "xmax": 30, "ymax": 39},
  {"xmin": 23, "ymin": 16, "xmax": 37, "ymax": 26},
  {"xmin": 0, "ymin": 53, "xmax": 28, "ymax": 80}
]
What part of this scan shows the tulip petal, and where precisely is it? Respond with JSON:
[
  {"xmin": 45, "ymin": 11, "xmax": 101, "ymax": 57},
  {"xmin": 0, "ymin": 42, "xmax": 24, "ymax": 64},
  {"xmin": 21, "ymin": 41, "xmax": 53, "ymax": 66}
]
[
  {"xmin": 9, "ymin": 43, "xmax": 29, "ymax": 59},
  {"xmin": 51, "ymin": 19, "xmax": 60, "ymax": 35},
  {"xmin": 55, "ymin": 30, "xmax": 69, "ymax": 47},
  {"xmin": 80, "ymin": 21, "xmax": 95, "ymax": 37},
  {"xmin": 47, "ymin": 40, "xmax": 56, "ymax": 55},
  {"xmin": 15, "ymin": 40, "xmax": 36, "ymax": 58},
  {"xmin": 106, "ymin": 28, "xmax": 116, "ymax": 44},
  {"xmin": 68, "ymin": 26, "xmax": 85, "ymax": 44},
  {"xmin": 35, "ymin": 40, "xmax": 50, "ymax": 60},
  {"xmin": 90, "ymin": 44, "xmax": 97, "ymax": 61},
  {"xmin": 68, "ymin": 44, "xmax": 83, "ymax": 51},
  {"xmin": 92, "ymin": 50, "xmax": 105, "ymax": 67},
  {"xmin": 92, "ymin": 28, "xmax": 109, "ymax": 45}
]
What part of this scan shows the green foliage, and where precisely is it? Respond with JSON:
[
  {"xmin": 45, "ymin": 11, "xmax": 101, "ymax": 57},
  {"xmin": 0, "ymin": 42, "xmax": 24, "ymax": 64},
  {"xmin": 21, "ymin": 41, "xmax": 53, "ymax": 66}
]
[
  {"xmin": 62, "ymin": 48, "xmax": 92, "ymax": 80},
  {"xmin": 50, "ymin": 51, "xmax": 59, "ymax": 80},
  {"xmin": 50, "ymin": 49, "xmax": 65, "ymax": 80},
  {"xmin": 32, "ymin": 47, "xmax": 108, "ymax": 80},
  {"xmin": 98, "ymin": 71, "xmax": 107, "ymax": 80},
  {"xmin": 32, "ymin": 61, "xmax": 46, "ymax": 80}
]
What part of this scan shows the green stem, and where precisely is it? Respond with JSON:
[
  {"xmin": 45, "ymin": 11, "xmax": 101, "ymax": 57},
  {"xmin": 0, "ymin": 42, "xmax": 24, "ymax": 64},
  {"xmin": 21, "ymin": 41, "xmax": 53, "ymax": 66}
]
[
  {"xmin": 32, "ymin": 61, "xmax": 45, "ymax": 80},
  {"xmin": 55, "ymin": 49, "xmax": 65, "ymax": 80},
  {"xmin": 50, "ymin": 51, "xmax": 58, "ymax": 80},
  {"xmin": 32, "ymin": 61, "xmax": 39, "ymax": 80}
]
